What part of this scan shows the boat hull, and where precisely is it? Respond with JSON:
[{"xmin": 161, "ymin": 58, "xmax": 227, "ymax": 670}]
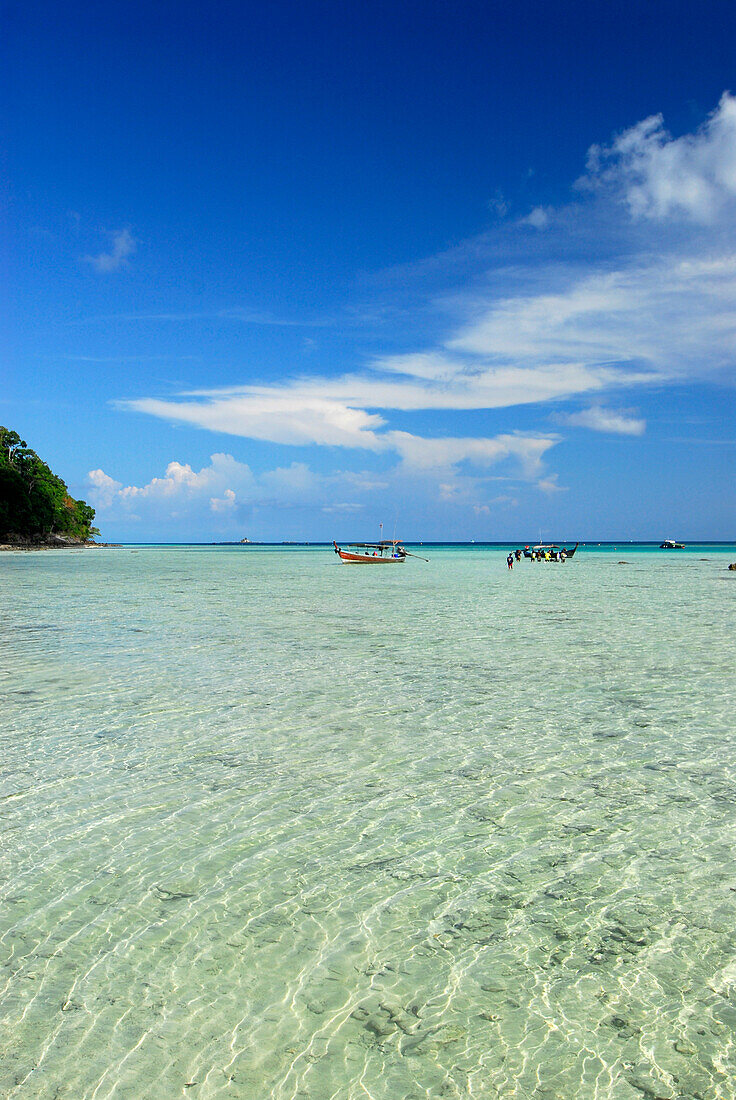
[{"xmin": 337, "ymin": 549, "xmax": 405, "ymax": 563}]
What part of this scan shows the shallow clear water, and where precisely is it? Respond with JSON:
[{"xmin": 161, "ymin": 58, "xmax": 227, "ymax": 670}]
[{"xmin": 2, "ymin": 545, "xmax": 735, "ymax": 1099}]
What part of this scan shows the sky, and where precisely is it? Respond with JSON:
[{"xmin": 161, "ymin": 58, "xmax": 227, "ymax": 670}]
[{"xmin": 3, "ymin": 0, "xmax": 735, "ymax": 542}]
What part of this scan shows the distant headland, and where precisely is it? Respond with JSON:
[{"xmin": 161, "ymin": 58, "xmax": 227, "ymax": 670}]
[{"xmin": 0, "ymin": 426, "xmax": 114, "ymax": 550}]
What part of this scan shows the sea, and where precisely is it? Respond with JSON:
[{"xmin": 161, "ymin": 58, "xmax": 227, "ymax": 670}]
[{"xmin": 2, "ymin": 543, "xmax": 735, "ymax": 1100}]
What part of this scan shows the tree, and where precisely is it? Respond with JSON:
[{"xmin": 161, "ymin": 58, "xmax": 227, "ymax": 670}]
[
  {"xmin": 0, "ymin": 426, "xmax": 97, "ymax": 542},
  {"xmin": 1, "ymin": 428, "xmax": 27, "ymax": 466}
]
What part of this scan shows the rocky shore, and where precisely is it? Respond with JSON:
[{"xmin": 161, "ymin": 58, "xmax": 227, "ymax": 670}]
[{"xmin": 0, "ymin": 535, "xmax": 120, "ymax": 551}]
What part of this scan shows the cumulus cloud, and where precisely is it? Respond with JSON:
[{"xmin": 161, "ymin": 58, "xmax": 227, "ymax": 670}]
[
  {"xmin": 87, "ymin": 430, "xmax": 561, "ymax": 537},
  {"xmin": 558, "ymin": 406, "xmax": 646, "ymax": 436},
  {"xmin": 87, "ymin": 468, "xmax": 123, "ymax": 507},
  {"xmin": 88, "ymin": 454, "xmax": 253, "ymax": 514},
  {"xmin": 83, "ymin": 228, "xmax": 136, "ymax": 272},
  {"xmin": 116, "ymin": 455, "xmax": 248, "ymax": 500},
  {"xmin": 581, "ymin": 91, "xmax": 736, "ymax": 223},
  {"xmin": 210, "ymin": 488, "xmax": 236, "ymax": 512},
  {"xmin": 89, "ymin": 432, "xmax": 557, "ymax": 520},
  {"xmin": 85, "ymin": 453, "xmax": 402, "ymax": 522}
]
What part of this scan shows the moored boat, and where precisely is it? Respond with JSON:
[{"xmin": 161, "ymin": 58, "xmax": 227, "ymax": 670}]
[
  {"xmin": 333, "ymin": 539, "xmax": 406, "ymax": 563},
  {"xmin": 333, "ymin": 538, "xmax": 429, "ymax": 564},
  {"xmin": 660, "ymin": 539, "xmax": 685, "ymax": 549},
  {"xmin": 523, "ymin": 542, "xmax": 578, "ymax": 560}
]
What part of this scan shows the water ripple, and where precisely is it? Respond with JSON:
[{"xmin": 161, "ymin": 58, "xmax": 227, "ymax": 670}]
[{"xmin": 1, "ymin": 547, "xmax": 734, "ymax": 1098}]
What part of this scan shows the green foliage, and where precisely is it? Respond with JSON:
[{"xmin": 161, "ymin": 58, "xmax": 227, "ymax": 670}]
[{"xmin": 0, "ymin": 426, "xmax": 97, "ymax": 542}]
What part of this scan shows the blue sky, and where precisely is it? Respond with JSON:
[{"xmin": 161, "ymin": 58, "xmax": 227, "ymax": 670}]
[{"xmin": 4, "ymin": 0, "xmax": 735, "ymax": 541}]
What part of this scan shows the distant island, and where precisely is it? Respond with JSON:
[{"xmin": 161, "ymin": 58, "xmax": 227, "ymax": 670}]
[{"xmin": 1, "ymin": 426, "xmax": 101, "ymax": 548}]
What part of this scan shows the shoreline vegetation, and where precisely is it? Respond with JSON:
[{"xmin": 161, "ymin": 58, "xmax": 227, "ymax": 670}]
[{"xmin": 0, "ymin": 426, "xmax": 106, "ymax": 549}]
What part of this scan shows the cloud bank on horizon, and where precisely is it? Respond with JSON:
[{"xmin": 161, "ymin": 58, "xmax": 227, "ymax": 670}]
[{"xmin": 90, "ymin": 93, "xmax": 736, "ymax": 531}]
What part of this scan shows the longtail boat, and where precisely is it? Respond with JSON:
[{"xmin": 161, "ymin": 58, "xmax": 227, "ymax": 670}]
[
  {"xmin": 522, "ymin": 542, "xmax": 579, "ymax": 560},
  {"xmin": 333, "ymin": 539, "xmax": 429, "ymax": 564},
  {"xmin": 333, "ymin": 539, "xmax": 406, "ymax": 563}
]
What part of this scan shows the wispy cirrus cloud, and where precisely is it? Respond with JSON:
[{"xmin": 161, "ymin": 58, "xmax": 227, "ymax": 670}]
[
  {"xmin": 122, "ymin": 248, "xmax": 734, "ymax": 453},
  {"xmin": 445, "ymin": 257, "xmax": 736, "ymax": 378},
  {"xmin": 127, "ymin": 393, "xmax": 387, "ymax": 449},
  {"xmin": 556, "ymin": 406, "xmax": 646, "ymax": 436},
  {"xmin": 123, "ymin": 389, "xmax": 559, "ymax": 478},
  {"xmin": 78, "ymin": 306, "xmax": 330, "ymax": 326},
  {"xmin": 383, "ymin": 430, "xmax": 557, "ymax": 475},
  {"xmin": 83, "ymin": 228, "xmax": 136, "ymax": 272},
  {"xmin": 114, "ymin": 92, "xmax": 736, "ymax": 530}
]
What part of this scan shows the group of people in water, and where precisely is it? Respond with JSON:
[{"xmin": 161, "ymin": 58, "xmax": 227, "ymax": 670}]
[{"xmin": 506, "ymin": 546, "xmax": 569, "ymax": 569}]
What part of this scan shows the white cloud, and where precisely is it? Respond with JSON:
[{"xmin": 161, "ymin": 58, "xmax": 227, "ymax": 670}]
[
  {"xmin": 125, "ymin": 244, "xmax": 736, "ymax": 450},
  {"xmin": 127, "ymin": 393, "xmax": 386, "ymax": 449},
  {"xmin": 260, "ymin": 462, "xmax": 322, "ymax": 496},
  {"xmin": 119, "ymin": 249, "xmax": 730, "ymax": 486},
  {"xmin": 87, "ymin": 468, "xmax": 122, "ymax": 507},
  {"xmin": 210, "ymin": 488, "xmax": 236, "ymax": 512},
  {"xmin": 438, "ymin": 481, "xmax": 461, "ymax": 502},
  {"xmin": 83, "ymin": 228, "xmax": 136, "ymax": 272},
  {"xmin": 89, "ymin": 454, "xmax": 255, "ymax": 512},
  {"xmin": 115, "ymin": 93, "xmax": 736, "ymax": 533},
  {"xmin": 371, "ymin": 351, "xmax": 459, "ymax": 381},
  {"xmin": 385, "ymin": 430, "xmax": 557, "ymax": 475},
  {"xmin": 90, "ymin": 433, "xmax": 556, "ymax": 518},
  {"xmin": 117, "ymin": 455, "xmax": 249, "ymax": 500},
  {"xmin": 87, "ymin": 431, "xmax": 560, "ymax": 536},
  {"xmin": 82, "ymin": 306, "xmax": 329, "ymax": 326},
  {"xmin": 473, "ymin": 495, "xmax": 518, "ymax": 515},
  {"xmin": 581, "ymin": 92, "xmax": 736, "ymax": 223},
  {"xmin": 321, "ymin": 502, "xmax": 364, "ymax": 513},
  {"xmin": 520, "ymin": 206, "xmax": 552, "ymax": 229},
  {"xmin": 87, "ymin": 454, "xmax": 388, "ymax": 524},
  {"xmin": 446, "ymin": 257, "xmax": 736, "ymax": 381},
  {"xmin": 536, "ymin": 474, "xmax": 565, "ymax": 494},
  {"xmin": 558, "ymin": 406, "xmax": 646, "ymax": 436}
]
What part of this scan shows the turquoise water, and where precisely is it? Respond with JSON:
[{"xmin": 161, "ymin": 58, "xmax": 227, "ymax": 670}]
[{"xmin": 2, "ymin": 545, "xmax": 735, "ymax": 1099}]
